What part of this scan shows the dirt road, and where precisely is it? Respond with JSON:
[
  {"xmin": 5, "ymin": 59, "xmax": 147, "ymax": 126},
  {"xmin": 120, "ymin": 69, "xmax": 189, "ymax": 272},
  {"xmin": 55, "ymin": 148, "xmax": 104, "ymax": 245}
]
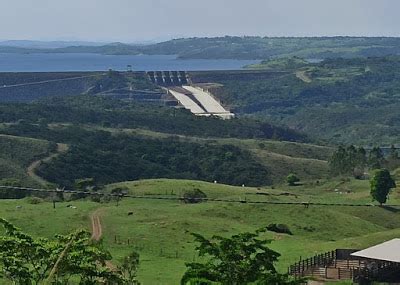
[
  {"xmin": 90, "ymin": 209, "xmax": 103, "ymax": 241},
  {"xmin": 27, "ymin": 143, "xmax": 69, "ymax": 186},
  {"xmin": 89, "ymin": 209, "xmax": 118, "ymax": 271}
]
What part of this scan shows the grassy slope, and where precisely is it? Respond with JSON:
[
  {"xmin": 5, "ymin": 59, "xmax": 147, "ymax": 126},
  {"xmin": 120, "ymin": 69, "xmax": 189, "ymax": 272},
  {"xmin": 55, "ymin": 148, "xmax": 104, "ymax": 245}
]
[
  {"xmin": 0, "ymin": 134, "xmax": 53, "ymax": 185},
  {"xmin": 1, "ymin": 178, "xmax": 399, "ymax": 284}
]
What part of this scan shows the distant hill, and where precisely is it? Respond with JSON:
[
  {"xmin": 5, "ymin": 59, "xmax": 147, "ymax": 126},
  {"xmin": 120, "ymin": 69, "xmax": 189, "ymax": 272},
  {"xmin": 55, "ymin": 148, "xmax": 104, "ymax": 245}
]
[
  {"xmin": 2, "ymin": 36, "xmax": 400, "ymax": 59},
  {"xmin": 0, "ymin": 40, "xmax": 108, "ymax": 49},
  {"xmin": 191, "ymin": 57, "xmax": 400, "ymax": 144}
]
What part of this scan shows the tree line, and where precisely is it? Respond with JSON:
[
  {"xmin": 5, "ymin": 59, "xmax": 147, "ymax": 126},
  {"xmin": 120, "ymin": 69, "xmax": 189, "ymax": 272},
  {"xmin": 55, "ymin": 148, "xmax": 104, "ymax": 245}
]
[{"xmin": 329, "ymin": 145, "xmax": 400, "ymax": 177}]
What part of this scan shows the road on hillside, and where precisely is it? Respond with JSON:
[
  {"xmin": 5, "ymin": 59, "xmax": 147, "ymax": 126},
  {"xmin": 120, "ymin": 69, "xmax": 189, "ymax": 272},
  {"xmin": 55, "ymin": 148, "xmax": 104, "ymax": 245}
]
[{"xmin": 27, "ymin": 143, "xmax": 69, "ymax": 186}]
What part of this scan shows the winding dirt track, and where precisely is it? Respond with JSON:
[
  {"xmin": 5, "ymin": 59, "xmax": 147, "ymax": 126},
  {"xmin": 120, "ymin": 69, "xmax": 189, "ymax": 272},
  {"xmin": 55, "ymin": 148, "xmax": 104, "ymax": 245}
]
[
  {"xmin": 89, "ymin": 209, "xmax": 118, "ymax": 271},
  {"xmin": 27, "ymin": 143, "xmax": 69, "ymax": 186},
  {"xmin": 90, "ymin": 209, "xmax": 103, "ymax": 241}
]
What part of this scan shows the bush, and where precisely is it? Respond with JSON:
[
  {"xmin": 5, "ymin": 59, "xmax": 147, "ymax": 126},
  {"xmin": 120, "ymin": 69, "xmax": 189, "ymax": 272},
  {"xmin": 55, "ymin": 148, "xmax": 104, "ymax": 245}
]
[
  {"xmin": 266, "ymin": 223, "xmax": 293, "ymax": 235},
  {"xmin": 287, "ymin": 174, "xmax": 300, "ymax": 186},
  {"xmin": 26, "ymin": 197, "xmax": 44, "ymax": 205},
  {"xmin": 182, "ymin": 188, "xmax": 207, "ymax": 204}
]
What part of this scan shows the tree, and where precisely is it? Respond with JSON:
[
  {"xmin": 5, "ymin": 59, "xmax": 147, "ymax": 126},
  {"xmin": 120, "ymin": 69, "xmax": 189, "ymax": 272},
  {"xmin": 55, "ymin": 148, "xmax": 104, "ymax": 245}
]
[
  {"xmin": 286, "ymin": 174, "xmax": 300, "ymax": 186},
  {"xmin": 370, "ymin": 169, "xmax": 396, "ymax": 205},
  {"xmin": 182, "ymin": 188, "xmax": 207, "ymax": 204},
  {"xmin": 74, "ymin": 178, "xmax": 97, "ymax": 191},
  {"xmin": 0, "ymin": 219, "xmax": 124, "ymax": 284},
  {"xmin": 119, "ymin": 251, "xmax": 140, "ymax": 285},
  {"xmin": 111, "ymin": 186, "xmax": 129, "ymax": 206},
  {"xmin": 329, "ymin": 146, "xmax": 367, "ymax": 177},
  {"xmin": 387, "ymin": 145, "xmax": 400, "ymax": 170},
  {"xmin": 181, "ymin": 229, "xmax": 304, "ymax": 285},
  {"xmin": 389, "ymin": 145, "xmax": 399, "ymax": 160},
  {"xmin": 329, "ymin": 146, "xmax": 351, "ymax": 175},
  {"xmin": 368, "ymin": 147, "xmax": 385, "ymax": 169}
]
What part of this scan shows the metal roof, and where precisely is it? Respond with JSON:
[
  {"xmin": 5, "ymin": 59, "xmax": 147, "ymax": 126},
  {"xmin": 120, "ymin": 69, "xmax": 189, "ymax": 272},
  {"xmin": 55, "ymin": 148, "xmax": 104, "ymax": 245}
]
[{"xmin": 351, "ymin": 239, "xmax": 400, "ymax": 263}]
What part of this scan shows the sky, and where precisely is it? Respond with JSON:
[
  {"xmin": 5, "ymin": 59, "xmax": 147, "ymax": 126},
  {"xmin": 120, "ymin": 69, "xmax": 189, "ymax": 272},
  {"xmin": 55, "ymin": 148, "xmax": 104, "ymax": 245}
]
[{"xmin": 0, "ymin": 0, "xmax": 399, "ymax": 42}]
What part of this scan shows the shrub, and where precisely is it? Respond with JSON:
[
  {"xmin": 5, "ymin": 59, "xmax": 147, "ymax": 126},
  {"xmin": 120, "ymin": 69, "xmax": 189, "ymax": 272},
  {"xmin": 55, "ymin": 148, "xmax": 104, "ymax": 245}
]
[
  {"xmin": 266, "ymin": 223, "xmax": 293, "ymax": 235},
  {"xmin": 287, "ymin": 174, "xmax": 300, "ymax": 186},
  {"xmin": 182, "ymin": 188, "xmax": 207, "ymax": 204},
  {"xmin": 26, "ymin": 197, "xmax": 44, "ymax": 205}
]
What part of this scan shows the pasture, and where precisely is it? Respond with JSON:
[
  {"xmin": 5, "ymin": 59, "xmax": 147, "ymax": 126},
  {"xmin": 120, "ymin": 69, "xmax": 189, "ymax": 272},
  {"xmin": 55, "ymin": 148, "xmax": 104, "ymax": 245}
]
[{"xmin": 0, "ymin": 178, "xmax": 399, "ymax": 284}]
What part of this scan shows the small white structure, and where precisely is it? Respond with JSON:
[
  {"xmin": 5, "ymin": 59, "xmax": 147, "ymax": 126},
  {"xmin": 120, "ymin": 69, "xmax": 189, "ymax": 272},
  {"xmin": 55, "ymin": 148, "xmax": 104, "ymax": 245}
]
[{"xmin": 351, "ymin": 238, "xmax": 400, "ymax": 263}]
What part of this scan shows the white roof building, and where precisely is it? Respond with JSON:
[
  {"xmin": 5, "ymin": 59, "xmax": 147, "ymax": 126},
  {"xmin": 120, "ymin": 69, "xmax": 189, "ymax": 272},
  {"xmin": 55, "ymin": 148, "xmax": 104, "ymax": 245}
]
[{"xmin": 351, "ymin": 238, "xmax": 400, "ymax": 263}]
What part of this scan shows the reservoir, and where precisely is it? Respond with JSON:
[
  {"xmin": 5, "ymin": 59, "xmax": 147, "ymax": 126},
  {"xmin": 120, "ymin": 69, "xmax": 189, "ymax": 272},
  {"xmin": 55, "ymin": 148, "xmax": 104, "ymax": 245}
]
[{"xmin": 0, "ymin": 53, "xmax": 259, "ymax": 72}]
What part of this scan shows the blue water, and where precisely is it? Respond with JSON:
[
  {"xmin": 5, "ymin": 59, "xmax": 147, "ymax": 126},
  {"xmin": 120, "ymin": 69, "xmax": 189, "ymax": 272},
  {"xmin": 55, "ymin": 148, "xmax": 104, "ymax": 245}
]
[{"xmin": 0, "ymin": 53, "xmax": 259, "ymax": 72}]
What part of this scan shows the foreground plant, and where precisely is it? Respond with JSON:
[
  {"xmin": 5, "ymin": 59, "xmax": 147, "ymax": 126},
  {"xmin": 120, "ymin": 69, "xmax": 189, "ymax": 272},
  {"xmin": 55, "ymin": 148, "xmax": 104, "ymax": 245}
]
[
  {"xmin": 0, "ymin": 218, "xmax": 124, "ymax": 284},
  {"xmin": 181, "ymin": 228, "xmax": 304, "ymax": 285}
]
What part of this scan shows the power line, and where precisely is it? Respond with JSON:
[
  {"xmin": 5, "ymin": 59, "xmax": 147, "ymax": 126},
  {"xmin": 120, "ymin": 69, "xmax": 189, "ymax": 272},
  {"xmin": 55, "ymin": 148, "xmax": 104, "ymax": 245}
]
[
  {"xmin": 0, "ymin": 74, "xmax": 106, "ymax": 90},
  {"xmin": 0, "ymin": 185, "xmax": 398, "ymax": 208}
]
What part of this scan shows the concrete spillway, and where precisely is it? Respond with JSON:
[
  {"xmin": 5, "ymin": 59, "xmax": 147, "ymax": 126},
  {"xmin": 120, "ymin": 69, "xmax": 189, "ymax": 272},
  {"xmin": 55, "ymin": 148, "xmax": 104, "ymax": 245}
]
[
  {"xmin": 168, "ymin": 86, "xmax": 234, "ymax": 119},
  {"xmin": 182, "ymin": 86, "xmax": 230, "ymax": 115},
  {"xmin": 168, "ymin": 89, "xmax": 206, "ymax": 115}
]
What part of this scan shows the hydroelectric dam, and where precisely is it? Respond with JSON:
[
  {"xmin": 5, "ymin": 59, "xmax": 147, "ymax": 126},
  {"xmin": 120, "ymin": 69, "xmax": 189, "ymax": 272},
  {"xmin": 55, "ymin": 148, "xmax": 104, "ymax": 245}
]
[{"xmin": 147, "ymin": 71, "xmax": 234, "ymax": 119}]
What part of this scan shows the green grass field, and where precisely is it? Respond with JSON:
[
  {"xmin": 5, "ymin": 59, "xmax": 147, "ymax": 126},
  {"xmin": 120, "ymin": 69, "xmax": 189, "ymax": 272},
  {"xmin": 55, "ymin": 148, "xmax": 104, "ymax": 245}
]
[{"xmin": 1, "ymin": 178, "xmax": 399, "ymax": 284}]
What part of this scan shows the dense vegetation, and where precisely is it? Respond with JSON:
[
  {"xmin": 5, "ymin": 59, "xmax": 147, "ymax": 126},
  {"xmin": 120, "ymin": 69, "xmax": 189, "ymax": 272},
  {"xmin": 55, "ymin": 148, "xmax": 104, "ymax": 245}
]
[
  {"xmin": 0, "ymin": 94, "xmax": 306, "ymax": 142},
  {"xmin": 2, "ymin": 36, "xmax": 400, "ymax": 59},
  {"xmin": 182, "ymin": 230, "xmax": 302, "ymax": 284},
  {"xmin": 0, "ymin": 219, "xmax": 125, "ymax": 284},
  {"xmin": 0, "ymin": 123, "xmax": 270, "ymax": 188},
  {"xmin": 192, "ymin": 56, "xmax": 400, "ymax": 144},
  {"xmin": 329, "ymin": 145, "xmax": 400, "ymax": 176},
  {"xmin": 35, "ymin": 128, "xmax": 270, "ymax": 188}
]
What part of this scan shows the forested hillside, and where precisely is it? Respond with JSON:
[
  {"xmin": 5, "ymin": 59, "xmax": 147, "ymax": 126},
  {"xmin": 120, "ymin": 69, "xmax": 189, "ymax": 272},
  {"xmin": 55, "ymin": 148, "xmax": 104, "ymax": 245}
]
[
  {"xmin": 0, "ymin": 93, "xmax": 318, "ymax": 188},
  {"xmin": 0, "ymin": 95, "xmax": 306, "ymax": 141},
  {"xmin": 192, "ymin": 56, "xmax": 400, "ymax": 144}
]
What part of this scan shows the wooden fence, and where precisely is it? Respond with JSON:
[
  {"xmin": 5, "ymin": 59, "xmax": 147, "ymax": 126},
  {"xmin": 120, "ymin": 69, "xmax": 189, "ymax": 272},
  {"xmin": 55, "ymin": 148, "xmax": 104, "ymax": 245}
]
[{"xmin": 288, "ymin": 249, "xmax": 360, "ymax": 280}]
